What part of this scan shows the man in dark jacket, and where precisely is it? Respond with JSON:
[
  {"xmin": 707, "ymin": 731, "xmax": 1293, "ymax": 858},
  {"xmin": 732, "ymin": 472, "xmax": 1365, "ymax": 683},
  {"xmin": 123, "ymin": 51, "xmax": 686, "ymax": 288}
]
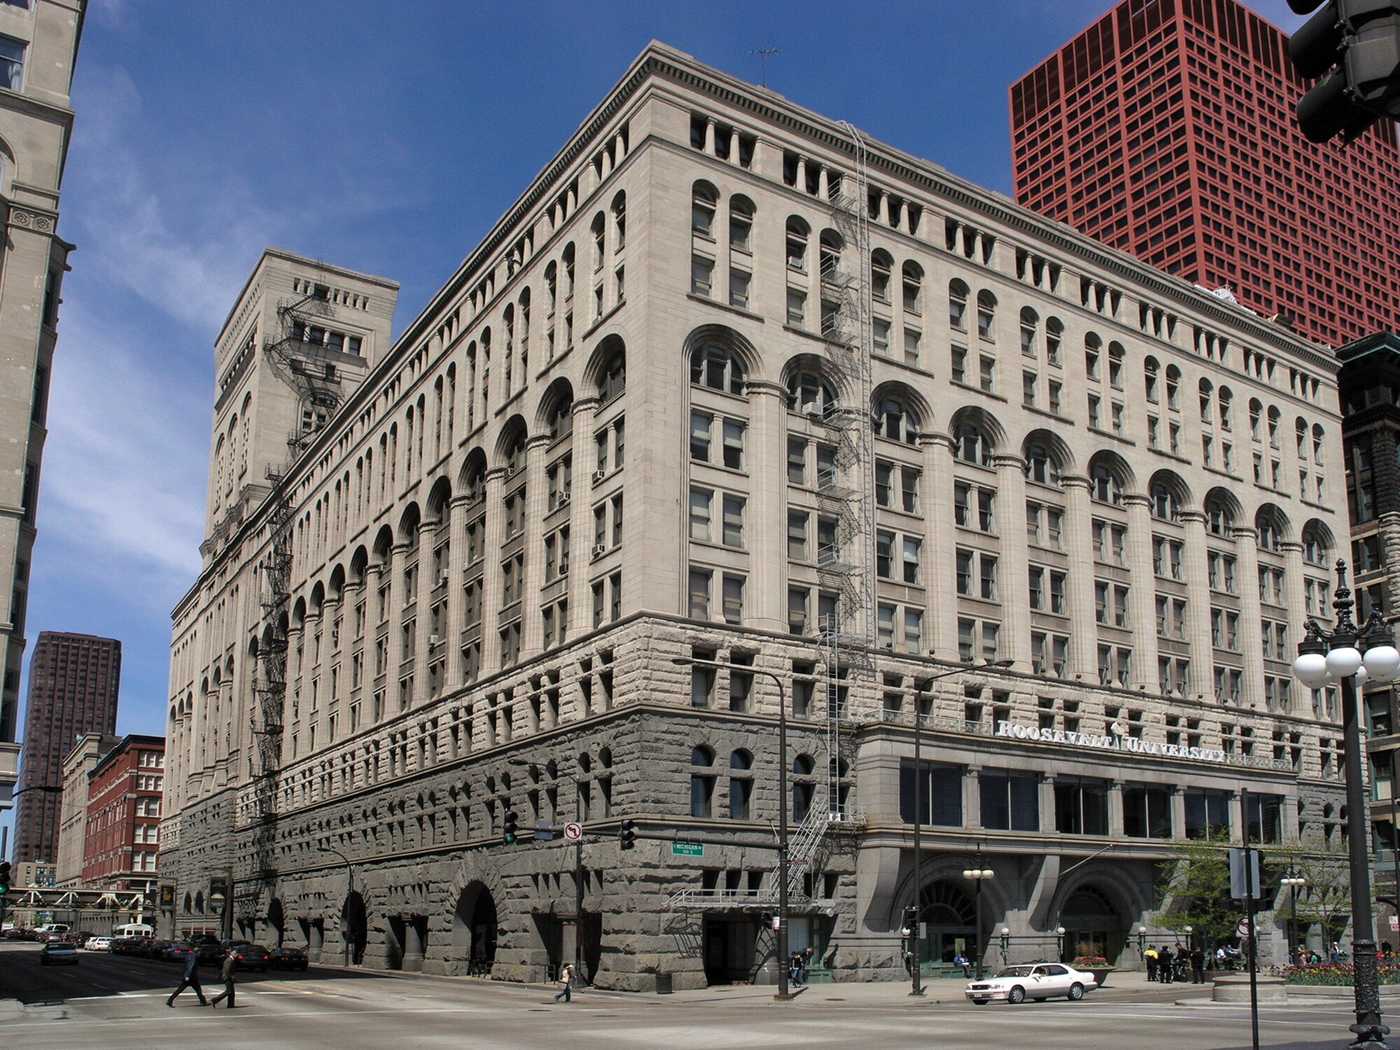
[
  {"xmin": 167, "ymin": 947, "xmax": 208, "ymax": 1007},
  {"xmin": 210, "ymin": 948, "xmax": 238, "ymax": 1009}
]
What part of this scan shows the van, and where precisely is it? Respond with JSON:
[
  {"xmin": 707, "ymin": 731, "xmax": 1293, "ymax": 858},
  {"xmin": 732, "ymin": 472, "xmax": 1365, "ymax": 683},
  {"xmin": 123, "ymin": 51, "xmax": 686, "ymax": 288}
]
[{"xmin": 112, "ymin": 923, "xmax": 154, "ymax": 939}]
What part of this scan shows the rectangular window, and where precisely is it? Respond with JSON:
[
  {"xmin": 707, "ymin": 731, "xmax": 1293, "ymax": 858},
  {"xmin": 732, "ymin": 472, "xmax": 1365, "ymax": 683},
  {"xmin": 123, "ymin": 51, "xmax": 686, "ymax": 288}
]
[
  {"xmin": 787, "ymin": 437, "xmax": 807, "ymax": 485},
  {"xmin": 0, "ymin": 35, "xmax": 26, "ymax": 91},
  {"xmin": 690, "ymin": 255, "xmax": 714, "ymax": 296},
  {"xmin": 788, "ymin": 587, "xmax": 809, "ymax": 635},
  {"xmin": 721, "ymin": 493, "xmax": 745, "ymax": 547},
  {"xmin": 1123, "ymin": 784, "xmax": 1173, "ymax": 838},
  {"xmin": 902, "ymin": 536, "xmax": 921, "ymax": 584},
  {"xmin": 688, "ymin": 487, "xmax": 712, "ymax": 541},
  {"xmin": 729, "ymin": 268, "xmax": 751, "ymax": 309},
  {"xmin": 786, "ymin": 288, "xmax": 807, "ymax": 325},
  {"xmin": 900, "ymin": 760, "xmax": 963, "ymax": 826},
  {"xmin": 722, "ymin": 418, "xmax": 745, "ymax": 470},
  {"xmin": 1184, "ymin": 789, "xmax": 1231, "ymax": 839},
  {"xmin": 722, "ymin": 574, "xmax": 745, "ymax": 624},
  {"xmin": 979, "ymin": 770, "xmax": 1040, "ymax": 831},
  {"xmin": 903, "ymin": 608, "xmax": 923, "ymax": 653},
  {"xmin": 787, "ymin": 510, "xmax": 808, "ymax": 560},
  {"xmin": 1054, "ymin": 777, "xmax": 1109, "ymax": 835},
  {"xmin": 690, "ymin": 411, "xmax": 712, "ymax": 462}
]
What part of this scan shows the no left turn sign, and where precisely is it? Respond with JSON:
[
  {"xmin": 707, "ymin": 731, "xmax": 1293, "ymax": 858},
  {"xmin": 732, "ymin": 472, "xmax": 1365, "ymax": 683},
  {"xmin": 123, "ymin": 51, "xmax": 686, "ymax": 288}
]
[{"xmin": 563, "ymin": 822, "xmax": 584, "ymax": 842}]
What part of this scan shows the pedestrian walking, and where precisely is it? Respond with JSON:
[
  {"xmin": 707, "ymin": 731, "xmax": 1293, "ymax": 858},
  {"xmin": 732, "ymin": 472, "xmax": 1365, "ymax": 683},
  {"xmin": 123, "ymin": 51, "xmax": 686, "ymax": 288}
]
[
  {"xmin": 1158, "ymin": 945, "xmax": 1174, "ymax": 984},
  {"xmin": 167, "ymin": 948, "xmax": 209, "ymax": 1007},
  {"xmin": 789, "ymin": 951, "xmax": 804, "ymax": 986},
  {"xmin": 1144, "ymin": 944, "xmax": 1158, "ymax": 982},
  {"xmin": 553, "ymin": 961, "xmax": 574, "ymax": 1003},
  {"xmin": 1190, "ymin": 946, "xmax": 1205, "ymax": 984},
  {"xmin": 804, "ymin": 946, "xmax": 815, "ymax": 982},
  {"xmin": 954, "ymin": 950, "xmax": 971, "ymax": 978},
  {"xmin": 209, "ymin": 948, "xmax": 238, "ymax": 1009}
]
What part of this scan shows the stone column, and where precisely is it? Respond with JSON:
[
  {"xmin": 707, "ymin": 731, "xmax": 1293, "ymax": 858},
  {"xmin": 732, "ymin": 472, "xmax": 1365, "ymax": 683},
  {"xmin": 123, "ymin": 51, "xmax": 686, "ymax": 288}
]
[
  {"xmin": 1061, "ymin": 476, "xmax": 1098, "ymax": 679},
  {"xmin": 1282, "ymin": 541, "xmax": 1308, "ymax": 645},
  {"xmin": 402, "ymin": 917, "xmax": 424, "ymax": 972},
  {"xmin": 447, "ymin": 495, "xmax": 469, "ymax": 688},
  {"xmin": 387, "ymin": 542, "xmax": 410, "ymax": 713},
  {"xmin": 963, "ymin": 766, "xmax": 982, "ymax": 829},
  {"xmin": 1229, "ymin": 790, "xmax": 1245, "ymax": 845},
  {"xmin": 1233, "ymin": 527, "xmax": 1266, "ymax": 710},
  {"xmin": 922, "ymin": 435, "xmax": 957, "ymax": 660},
  {"xmin": 1124, "ymin": 495, "xmax": 1160, "ymax": 692},
  {"xmin": 1181, "ymin": 512, "xmax": 1215, "ymax": 699},
  {"xmin": 703, "ymin": 117, "xmax": 715, "ymax": 155},
  {"xmin": 568, "ymin": 398, "xmax": 598, "ymax": 636},
  {"xmin": 521, "ymin": 435, "xmax": 551, "ymax": 656},
  {"xmin": 480, "ymin": 469, "xmax": 507, "ymax": 675},
  {"xmin": 286, "ymin": 624, "xmax": 305, "ymax": 755},
  {"xmin": 747, "ymin": 382, "xmax": 785, "ymax": 630},
  {"xmin": 1282, "ymin": 795, "xmax": 1300, "ymax": 844},
  {"xmin": 1040, "ymin": 773, "xmax": 1057, "ymax": 832},
  {"xmin": 1108, "ymin": 780, "xmax": 1125, "ymax": 836},
  {"xmin": 322, "ymin": 597, "xmax": 342, "ymax": 741},
  {"xmin": 1171, "ymin": 787, "xmax": 1186, "ymax": 839},
  {"xmin": 414, "ymin": 523, "xmax": 436, "ymax": 704},
  {"xmin": 995, "ymin": 455, "xmax": 1032, "ymax": 669}
]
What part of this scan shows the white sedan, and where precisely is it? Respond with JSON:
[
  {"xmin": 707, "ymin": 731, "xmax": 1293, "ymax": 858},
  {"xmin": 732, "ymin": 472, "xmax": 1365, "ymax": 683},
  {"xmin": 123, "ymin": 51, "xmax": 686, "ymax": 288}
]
[
  {"xmin": 965, "ymin": 962, "xmax": 1099, "ymax": 1005},
  {"xmin": 84, "ymin": 936, "xmax": 112, "ymax": 951}
]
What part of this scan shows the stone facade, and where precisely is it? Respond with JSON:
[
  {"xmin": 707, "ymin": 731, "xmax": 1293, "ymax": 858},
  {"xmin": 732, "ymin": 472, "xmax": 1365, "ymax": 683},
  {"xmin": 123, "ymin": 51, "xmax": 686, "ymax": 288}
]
[
  {"xmin": 55, "ymin": 731, "xmax": 119, "ymax": 886},
  {"xmin": 0, "ymin": 0, "xmax": 83, "ymax": 815},
  {"xmin": 161, "ymin": 43, "xmax": 1352, "ymax": 988}
]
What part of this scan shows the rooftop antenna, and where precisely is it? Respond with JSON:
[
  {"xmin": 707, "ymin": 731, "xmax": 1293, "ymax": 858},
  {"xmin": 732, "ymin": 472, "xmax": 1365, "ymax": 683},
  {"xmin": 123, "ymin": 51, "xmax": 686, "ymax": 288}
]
[{"xmin": 753, "ymin": 47, "xmax": 781, "ymax": 88}]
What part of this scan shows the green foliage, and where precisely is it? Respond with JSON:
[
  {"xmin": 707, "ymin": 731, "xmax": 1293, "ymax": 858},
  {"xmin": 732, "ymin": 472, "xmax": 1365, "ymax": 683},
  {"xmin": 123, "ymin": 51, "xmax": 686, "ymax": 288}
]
[
  {"xmin": 1267, "ymin": 844, "xmax": 1351, "ymax": 942},
  {"xmin": 1156, "ymin": 833, "xmax": 1238, "ymax": 947}
]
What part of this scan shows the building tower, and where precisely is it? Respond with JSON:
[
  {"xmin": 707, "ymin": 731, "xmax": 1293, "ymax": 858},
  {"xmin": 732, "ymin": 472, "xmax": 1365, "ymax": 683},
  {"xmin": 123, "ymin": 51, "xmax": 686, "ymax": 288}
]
[
  {"xmin": 12, "ymin": 631, "xmax": 119, "ymax": 865},
  {"xmin": 0, "ymin": 0, "xmax": 86, "ymax": 814},
  {"xmin": 1009, "ymin": 0, "xmax": 1400, "ymax": 348}
]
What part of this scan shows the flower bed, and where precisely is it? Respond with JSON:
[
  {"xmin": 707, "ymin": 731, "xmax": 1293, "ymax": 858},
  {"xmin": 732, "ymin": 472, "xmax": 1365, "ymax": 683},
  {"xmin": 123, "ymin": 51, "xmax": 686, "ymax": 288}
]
[{"xmin": 1281, "ymin": 963, "xmax": 1400, "ymax": 986}]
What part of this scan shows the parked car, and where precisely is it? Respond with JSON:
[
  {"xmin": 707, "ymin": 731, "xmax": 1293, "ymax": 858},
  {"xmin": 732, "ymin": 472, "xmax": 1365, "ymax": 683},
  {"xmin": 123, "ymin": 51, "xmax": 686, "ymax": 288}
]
[
  {"xmin": 965, "ymin": 962, "xmax": 1099, "ymax": 1005},
  {"xmin": 164, "ymin": 942, "xmax": 196, "ymax": 963},
  {"xmin": 39, "ymin": 941, "xmax": 80, "ymax": 967},
  {"xmin": 228, "ymin": 943, "xmax": 272, "ymax": 972},
  {"xmin": 268, "ymin": 946, "xmax": 308, "ymax": 971},
  {"xmin": 193, "ymin": 941, "xmax": 225, "ymax": 966},
  {"xmin": 136, "ymin": 938, "xmax": 173, "ymax": 960},
  {"xmin": 83, "ymin": 936, "xmax": 112, "ymax": 952}
]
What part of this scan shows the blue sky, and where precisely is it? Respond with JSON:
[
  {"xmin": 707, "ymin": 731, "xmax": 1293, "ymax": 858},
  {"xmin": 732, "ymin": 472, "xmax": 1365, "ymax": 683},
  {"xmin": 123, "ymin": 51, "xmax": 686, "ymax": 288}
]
[{"xmin": 6, "ymin": 0, "xmax": 1308, "ymax": 841}]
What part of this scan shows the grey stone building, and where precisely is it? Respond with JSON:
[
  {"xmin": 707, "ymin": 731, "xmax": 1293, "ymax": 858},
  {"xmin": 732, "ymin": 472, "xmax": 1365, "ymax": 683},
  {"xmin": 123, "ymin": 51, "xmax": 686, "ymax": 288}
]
[
  {"xmin": 159, "ymin": 42, "xmax": 1350, "ymax": 989},
  {"xmin": 0, "ymin": 0, "xmax": 84, "ymax": 815}
]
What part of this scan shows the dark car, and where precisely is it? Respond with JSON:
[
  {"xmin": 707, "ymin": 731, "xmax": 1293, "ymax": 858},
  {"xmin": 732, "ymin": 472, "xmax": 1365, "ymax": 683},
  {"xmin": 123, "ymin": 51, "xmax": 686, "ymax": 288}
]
[
  {"xmin": 165, "ymin": 942, "xmax": 197, "ymax": 963},
  {"xmin": 268, "ymin": 946, "xmax": 308, "ymax": 971},
  {"xmin": 228, "ymin": 943, "xmax": 271, "ymax": 972},
  {"xmin": 138, "ymin": 938, "xmax": 173, "ymax": 959},
  {"xmin": 39, "ymin": 941, "xmax": 80, "ymax": 966}
]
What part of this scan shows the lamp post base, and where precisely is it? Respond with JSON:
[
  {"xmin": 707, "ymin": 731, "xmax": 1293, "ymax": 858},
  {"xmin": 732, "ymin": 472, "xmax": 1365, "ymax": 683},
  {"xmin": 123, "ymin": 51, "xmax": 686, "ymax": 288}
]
[
  {"xmin": 773, "ymin": 988, "xmax": 804, "ymax": 1002},
  {"xmin": 908, "ymin": 987, "xmax": 926, "ymax": 997},
  {"xmin": 1348, "ymin": 1029, "xmax": 1390, "ymax": 1050}
]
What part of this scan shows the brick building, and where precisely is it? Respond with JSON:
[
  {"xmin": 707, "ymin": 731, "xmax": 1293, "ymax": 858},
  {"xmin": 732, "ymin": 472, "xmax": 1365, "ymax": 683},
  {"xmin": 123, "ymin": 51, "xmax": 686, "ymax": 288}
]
[
  {"xmin": 1009, "ymin": 0, "xmax": 1400, "ymax": 348},
  {"xmin": 160, "ymin": 42, "xmax": 1350, "ymax": 988},
  {"xmin": 82, "ymin": 734, "xmax": 163, "ymax": 892},
  {"xmin": 54, "ymin": 731, "xmax": 119, "ymax": 886},
  {"xmin": 12, "ymin": 632, "xmax": 119, "ymax": 865}
]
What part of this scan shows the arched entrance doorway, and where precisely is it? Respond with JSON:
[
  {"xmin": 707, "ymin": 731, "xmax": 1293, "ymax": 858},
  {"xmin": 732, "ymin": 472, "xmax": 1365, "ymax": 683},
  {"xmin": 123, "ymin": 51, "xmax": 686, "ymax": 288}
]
[
  {"xmin": 1059, "ymin": 885, "xmax": 1124, "ymax": 963},
  {"xmin": 452, "ymin": 882, "xmax": 497, "ymax": 976},
  {"xmin": 266, "ymin": 898, "xmax": 285, "ymax": 948},
  {"xmin": 341, "ymin": 891, "xmax": 368, "ymax": 965},
  {"xmin": 916, "ymin": 880, "xmax": 978, "ymax": 965}
]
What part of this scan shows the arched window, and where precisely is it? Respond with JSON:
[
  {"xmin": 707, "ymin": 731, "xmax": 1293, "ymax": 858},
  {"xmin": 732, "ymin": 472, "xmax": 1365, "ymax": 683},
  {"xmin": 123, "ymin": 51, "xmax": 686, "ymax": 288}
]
[
  {"xmin": 590, "ymin": 211, "xmax": 605, "ymax": 272},
  {"xmin": 599, "ymin": 347, "xmax": 626, "ymax": 404},
  {"xmin": 1249, "ymin": 398, "xmax": 1263, "ymax": 439},
  {"xmin": 1091, "ymin": 462, "xmax": 1123, "ymax": 505},
  {"xmin": 819, "ymin": 229, "xmax": 843, "ymax": 282},
  {"xmin": 690, "ymin": 745, "xmax": 715, "ymax": 819},
  {"xmin": 787, "ymin": 370, "xmax": 838, "ymax": 418},
  {"xmin": 902, "ymin": 261, "xmax": 924, "ymax": 314},
  {"xmin": 728, "ymin": 749, "xmax": 753, "ymax": 820},
  {"xmin": 1257, "ymin": 507, "xmax": 1285, "ymax": 552},
  {"xmin": 729, "ymin": 195, "xmax": 754, "ymax": 253},
  {"xmin": 1045, "ymin": 317, "xmax": 1063, "ymax": 366},
  {"xmin": 1267, "ymin": 405, "xmax": 1281, "ymax": 447},
  {"xmin": 1164, "ymin": 364, "xmax": 1181, "ymax": 409},
  {"xmin": 1204, "ymin": 495, "xmax": 1234, "ymax": 536},
  {"xmin": 690, "ymin": 343, "xmax": 746, "ymax": 395},
  {"xmin": 953, "ymin": 422, "xmax": 992, "ymax": 466},
  {"xmin": 544, "ymin": 261, "xmax": 558, "ymax": 313},
  {"xmin": 871, "ymin": 249, "xmax": 894, "ymax": 303},
  {"xmin": 1199, "ymin": 377, "xmax": 1214, "ymax": 421},
  {"xmin": 874, "ymin": 395, "xmax": 920, "ymax": 444},
  {"xmin": 1019, "ymin": 306, "xmax": 1039, "ymax": 357},
  {"xmin": 1312, "ymin": 423, "xmax": 1325, "ymax": 464},
  {"xmin": 976, "ymin": 289, "xmax": 997, "ymax": 339},
  {"xmin": 502, "ymin": 431, "xmax": 526, "ymax": 475},
  {"xmin": 1144, "ymin": 356, "xmax": 1160, "ymax": 403},
  {"xmin": 1024, "ymin": 442, "xmax": 1059, "ymax": 485},
  {"xmin": 1218, "ymin": 386, "xmax": 1233, "ymax": 430},
  {"xmin": 1150, "ymin": 481, "xmax": 1181, "ymax": 522},
  {"xmin": 948, "ymin": 279, "xmax": 969, "ymax": 331},
  {"xmin": 1302, "ymin": 524, "xmax": 1329, "ymax": 566},
  {"xmin": 611, "ymin": 190, "xmax": 627, "ymax": 250},
  {"xmin": 1295, "ymin": 416, "xmax": 1308, "ymax": 456},
  {"xmin": 691, "ymin": 181, "xmax": 718, "ymax": 238},
  {"xmin": 785, "ymin": 216, "xmax": 810, "ymax": 273},
  {"xmin": 546, "ymin": 392, "xmax": 573, "ymax": 441}
]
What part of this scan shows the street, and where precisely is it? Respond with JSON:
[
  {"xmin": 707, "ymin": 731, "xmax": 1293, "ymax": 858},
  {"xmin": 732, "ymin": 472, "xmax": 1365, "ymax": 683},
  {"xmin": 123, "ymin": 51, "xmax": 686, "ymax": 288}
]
[{"xmin": 0, "ymin": 945, "xmax": 1363, "ymax": 1049}]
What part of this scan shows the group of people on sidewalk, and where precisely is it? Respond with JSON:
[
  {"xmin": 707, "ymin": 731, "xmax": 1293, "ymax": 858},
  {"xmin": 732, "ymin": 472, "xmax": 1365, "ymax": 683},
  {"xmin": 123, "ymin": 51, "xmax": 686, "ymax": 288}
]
[
  {"xmin": 167, "ymin": 947, "xmax": 240, "ymax": 1009},
  {"xmin": 1142, "ymin": 944, "xmax": 1207, "ymax": 984}
]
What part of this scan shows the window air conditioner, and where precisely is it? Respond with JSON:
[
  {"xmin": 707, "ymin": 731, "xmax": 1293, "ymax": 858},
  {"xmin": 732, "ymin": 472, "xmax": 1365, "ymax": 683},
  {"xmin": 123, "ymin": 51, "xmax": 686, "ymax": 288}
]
[
  {"xmin": 557, "ymin": 492, "xmax": 571, "ymax": 506},
  {"xmin": 593, "ymin": 468, "xmax": 607, "ymax": 482},
  {"xmin": 429, "ymin": 634, "xmax": 440, "ymax": 645},
  {"xmin": 439, "ymin": 572, "xmax": 450, "ymax": 586},
  {"xmin": 592, "ymin": 542, "xmax": 608, "ymax": 557}
]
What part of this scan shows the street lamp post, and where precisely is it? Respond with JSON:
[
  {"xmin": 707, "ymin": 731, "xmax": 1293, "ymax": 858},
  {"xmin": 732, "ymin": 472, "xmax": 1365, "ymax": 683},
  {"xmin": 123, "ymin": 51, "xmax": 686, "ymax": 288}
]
[
  {"xmin": 1281, "ymin": 872, "xmax": 1307, "ymax": 962},
  {"xmin": 911, "ymin": 658, "xmax": 1012, "ymax": 995},
  {"xmin": 963, "ymin": 846, "xmax": 994, "ymax": 980},
  {"xmin": 1293, "ymin": 560, "xmax": 1400, "ymax": 1050},
  {"xmin": 1055, "ymin": 925, "xmax": 1067, "ymax": 963},
  {"xmin": 318, "ymin": 846, "xmax": 354, "ymax": 965},
  {"xmin": 1000, "ymin": 926, "xmax": 1011, "ymax": 965},
  {"xmin": 672, "ymin": 657, "xmax": 795, "ymax": 1001}
]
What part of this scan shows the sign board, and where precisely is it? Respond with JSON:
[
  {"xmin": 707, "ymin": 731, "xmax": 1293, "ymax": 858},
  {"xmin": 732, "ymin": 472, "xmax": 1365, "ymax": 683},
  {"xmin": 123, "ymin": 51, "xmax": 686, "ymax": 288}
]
[
  {"xmin": 1236, "ymin": 917, "xmax": 1254, "ymax": 940},
  {"xmin": 1390, "ymin": 916, "xmax": 1398, "ymax": 933},
  {"xmin": 563, "ymin": 822, "xmax": 584, "ymax": 843},
  {"xmin": 1229, "ymin": 848, "xmax": 1263, "ymax": 900},
  {"xmin": 996, "ymin": 720, "xmax": 1227, "ymax": 763},
  {"xmin": 771, "ymin": 915, "xmax": 781, "ymax": 932},
  {"xmin": 535, "ymin": 822, "xmax": 556, "ymax": 842},
  {"xmin": 671, "ymin": 841, "xmax": 704, "ymax": 858}
]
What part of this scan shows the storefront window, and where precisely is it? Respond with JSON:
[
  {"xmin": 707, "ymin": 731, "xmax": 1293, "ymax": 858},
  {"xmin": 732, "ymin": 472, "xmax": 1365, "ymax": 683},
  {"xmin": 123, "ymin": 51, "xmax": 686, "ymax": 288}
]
[
  {"xmin": 1184, "ymin": 788, "xmax": 1231, "ymax": 839},
  {"xmin": 979, "ymin": 769, "xmax": 1039, "ymax": 831},
  {"xmin": 1054, "ymin": 776, "xmax": 1109, "ymax": 835},
  {"xmin": 900, "ymin": 760, "xmax": 963, "ymax": 827},
  {"xmin": 1123, "ymin": 783, "xmax": 1173, "ymax": 838}
]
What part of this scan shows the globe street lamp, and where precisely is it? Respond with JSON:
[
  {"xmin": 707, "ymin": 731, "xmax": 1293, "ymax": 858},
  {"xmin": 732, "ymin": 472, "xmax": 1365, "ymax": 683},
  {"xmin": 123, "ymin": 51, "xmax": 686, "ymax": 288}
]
[
  {"xmin": 1000, "ymin": 926, "xmax": 1011, "ymax": 964},
  {"xmin": 1280, "ymin": 873, "xmax": 1307, "ymax": 962},
  {"xmin": 963, "ymin": 846, "xmax": 994, "ymax": 980},
  {"xmin": 1293, "ymin": 560, "xmax": 1400, "ymax": 1050},
  {"xmin": 1055, "ymin": 925, "xmax": 1067, "ymax": 963}
]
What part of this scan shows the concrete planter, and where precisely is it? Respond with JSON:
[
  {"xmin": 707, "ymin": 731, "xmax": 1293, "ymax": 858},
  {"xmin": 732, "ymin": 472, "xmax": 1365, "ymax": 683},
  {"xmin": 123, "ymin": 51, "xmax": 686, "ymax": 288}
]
[
  {"xmin": 1086, "ymin": 967, "xmax": 1113, "ymax": 988},
  {"xmin": 1212, "ymin": 973, "xmax": 1288, "ymax": 1003}
]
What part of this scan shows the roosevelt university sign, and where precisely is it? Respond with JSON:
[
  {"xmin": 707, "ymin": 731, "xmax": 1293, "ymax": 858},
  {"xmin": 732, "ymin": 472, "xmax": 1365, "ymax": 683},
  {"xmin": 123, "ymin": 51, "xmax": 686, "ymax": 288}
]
[{"xmin": 995, "ymin": 720, "xmax": 1228, "ymax": 764}]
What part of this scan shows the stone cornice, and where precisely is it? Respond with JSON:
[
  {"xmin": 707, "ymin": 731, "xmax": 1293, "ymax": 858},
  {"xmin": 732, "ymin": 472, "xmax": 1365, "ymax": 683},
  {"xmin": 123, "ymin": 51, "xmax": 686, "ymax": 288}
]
[{"xmin": 6, "ymin": 205, "xmax": 57, "ymax": 234}]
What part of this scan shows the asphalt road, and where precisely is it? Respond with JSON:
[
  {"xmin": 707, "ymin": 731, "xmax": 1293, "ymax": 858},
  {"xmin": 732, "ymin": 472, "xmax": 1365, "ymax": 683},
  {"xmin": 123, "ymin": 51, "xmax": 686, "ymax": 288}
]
[{"xmin": 0, "ymin": 944, "xmax": 1361, "ymax": 1049}]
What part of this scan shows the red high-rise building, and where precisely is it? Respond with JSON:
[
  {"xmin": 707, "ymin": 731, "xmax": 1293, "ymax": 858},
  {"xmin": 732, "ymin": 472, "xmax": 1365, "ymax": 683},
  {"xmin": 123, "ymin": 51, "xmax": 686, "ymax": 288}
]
[
  {"xmin": 81, "ymin": 734, "xmax": 164, "ymax": 892},
  {"xmin": 1009, "ymin": 0, "xmax": 1400, "ymax": 349}
]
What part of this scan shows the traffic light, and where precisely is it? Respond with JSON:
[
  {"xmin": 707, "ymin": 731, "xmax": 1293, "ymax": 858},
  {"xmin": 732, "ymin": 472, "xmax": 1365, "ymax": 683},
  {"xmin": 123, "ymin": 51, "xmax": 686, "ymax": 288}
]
[
  {"xmin": 618, "ymin": 819, "xmax": 637, "ymax": 851},
  {"xmin": 0, "ymin": 861, "xmax": 10, "ymax": 897},
  {"xmin": 1287, "ymin": 1, "xmax": 1400, "ymax": 143},
  {"xmin": 502, "ymin": 809, "xmax": 519, "ymax": 846}
]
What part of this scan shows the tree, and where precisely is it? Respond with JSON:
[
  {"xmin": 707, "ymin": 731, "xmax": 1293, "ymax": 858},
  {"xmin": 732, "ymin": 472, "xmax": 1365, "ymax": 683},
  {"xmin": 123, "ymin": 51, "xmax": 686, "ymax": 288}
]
[
  {"xmin": 1157, "ymin": 834, "xmax": 1238, "ymax": 950},
  {"xmin": 1270, "ymin": 843, "xmax": 1351, "ymax": 949}
]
